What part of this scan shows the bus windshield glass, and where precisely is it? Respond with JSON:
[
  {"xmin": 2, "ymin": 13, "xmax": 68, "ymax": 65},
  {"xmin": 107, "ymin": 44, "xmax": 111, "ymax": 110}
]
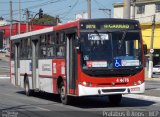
[{"xmin": 80, "ymin": 30, "xmax": 142, "ymax": 70}]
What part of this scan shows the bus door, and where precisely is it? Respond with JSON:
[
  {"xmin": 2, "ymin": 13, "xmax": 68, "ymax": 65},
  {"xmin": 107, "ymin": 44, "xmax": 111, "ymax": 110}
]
[
  {"xmin": 14, "ymin": 42, "xmax": 20, "ymax": 86},
  {"xmin": 66, "ymin": 33, "xmax": 78, "ymax": 95},
  {"xmin": 31, "ymin": 40, "xmax": 39, "ymax": 89}
]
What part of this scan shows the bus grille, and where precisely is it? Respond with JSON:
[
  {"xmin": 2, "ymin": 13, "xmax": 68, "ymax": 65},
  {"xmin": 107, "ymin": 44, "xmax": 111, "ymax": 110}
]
[{"xmin": 102, "ymin": 88, "xmax": 126, "ymax": 93}]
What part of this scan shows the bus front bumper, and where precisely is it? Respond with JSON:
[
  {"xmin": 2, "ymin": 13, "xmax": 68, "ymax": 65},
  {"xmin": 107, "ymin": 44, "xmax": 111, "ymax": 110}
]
[{"xmin": 78, "ymin": 83, "xmax": 145, "ymax": 96}]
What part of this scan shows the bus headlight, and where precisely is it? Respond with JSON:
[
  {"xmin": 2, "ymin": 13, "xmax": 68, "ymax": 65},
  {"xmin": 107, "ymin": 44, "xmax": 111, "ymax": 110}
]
[
  {"xmin": 138, "ymin": 80, "xmax": 142, "ymax": 85},
  {"xmin": 134, "ymin": 82, "xmax": 137, "ymax": 86},
  {"xmin": 82, "ymin": 82, "xmax": 87, "ymax": 86},
  {"xmin": 82, "ymin": 82, "xmax": 92, "ymax": 87}
]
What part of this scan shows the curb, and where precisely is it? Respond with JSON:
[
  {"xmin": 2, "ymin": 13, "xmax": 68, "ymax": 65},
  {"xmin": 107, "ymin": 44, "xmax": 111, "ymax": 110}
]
[
  {"xmin": 0, "ymin": 75, "xmax": 10, "ymax": 79},
  {"xmin": 124, "ymin": 94, "xmax": 160, "ymax": 103},
  {"xmin": 145, "ymin": 78, "xmax": 160, "ymax": 81}
]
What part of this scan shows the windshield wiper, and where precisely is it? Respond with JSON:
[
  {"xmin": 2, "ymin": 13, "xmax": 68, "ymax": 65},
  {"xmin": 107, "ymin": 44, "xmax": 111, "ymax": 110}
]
[
  {"xmin": 118, "ymin": 30, "xmax": 127, "ymax": 50},
  {"xmin": 94, "ymin": 30, "xmax": 102, "ymax": 40}
]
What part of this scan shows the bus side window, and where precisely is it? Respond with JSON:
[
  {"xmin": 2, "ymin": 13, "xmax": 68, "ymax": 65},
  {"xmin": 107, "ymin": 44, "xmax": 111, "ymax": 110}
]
[
  {"xmin": 47, "ymin": 34, "xmax": 56, "ymax": 57},
  {"xmin": 27, "ymin": 38, "xmax": 31, "ymax": 59},
  {"xmin": 57, "ymin": 46, "xmax": 65, "ymax": 57},
  {"xmin": 11, "ymin": 41, "xmax": 15, "ymax": 60},
  {"xmin": 56, "ymin": 32, "xmax": 65, "ymax": 57},
  {"xmin": 40, "ymin": 35, "xmax": 47, "ymax": 58},
  {"xmin": 20, "ymin": 39, "xmax": 27, "ymax": 59}
]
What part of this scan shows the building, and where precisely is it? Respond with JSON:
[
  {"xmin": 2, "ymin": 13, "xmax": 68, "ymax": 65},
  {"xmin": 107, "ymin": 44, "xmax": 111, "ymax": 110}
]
[
  {"xmin": 0, "ymin": 20, "xmax": 8, "ymax": 26},
  {"xmin": 113, "ymin": 0, "xmax": 160, "ymax": 23},
  {"xmin": 113, "ymin": 0, "xmax": 160, "ymax": 66},
  {"xmin": 0, "ymin": 30, "xmax": 3, "ymax": 49},
  {"xmin": 0, "ymin": 23, "xmax": 51, "ymax": 49}
]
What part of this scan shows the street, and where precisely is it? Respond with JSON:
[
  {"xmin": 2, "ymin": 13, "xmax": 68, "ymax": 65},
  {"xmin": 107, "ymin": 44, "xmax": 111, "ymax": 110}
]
[
  {"xmin": 0, "ymin": 54, "xmax": 160, "ymax": 117},
  {"xmin": 0, "ymin": 78, "xmax": 160, "ymax": 117},
  {"xmin": 0, "ymin": 0, "xmax": 160, "ymax": 116}
]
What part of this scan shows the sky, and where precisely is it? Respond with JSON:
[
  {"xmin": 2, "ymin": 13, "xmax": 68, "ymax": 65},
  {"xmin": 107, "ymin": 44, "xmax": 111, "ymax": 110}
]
[{"xmin": 0, "ymin": 0, "xmax": 123, "ymax": 23}]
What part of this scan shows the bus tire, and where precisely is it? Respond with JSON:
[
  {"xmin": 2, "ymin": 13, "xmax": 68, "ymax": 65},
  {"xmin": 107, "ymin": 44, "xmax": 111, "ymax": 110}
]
[
  {"xmin": 60, "ymin": 82, "xmax": 70, "ymax": 105},
  {"xmin": 108, "ymin": 94, "xmax": 122, "ymax": 106},
  {"xmin": 24, "ymin": 79, "xmax": 32, "ymax": 96}
]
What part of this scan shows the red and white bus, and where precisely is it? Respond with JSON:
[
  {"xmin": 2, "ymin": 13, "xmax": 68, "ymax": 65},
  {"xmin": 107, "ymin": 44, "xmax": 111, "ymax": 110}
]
[{"xmin": 10, "ymin": 18, "xmax": 146, "ymax": 105}]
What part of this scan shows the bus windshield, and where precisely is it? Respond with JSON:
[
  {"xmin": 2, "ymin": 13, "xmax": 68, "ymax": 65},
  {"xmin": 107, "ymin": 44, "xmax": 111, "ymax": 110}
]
[{"xmin": 80, "ymin": 30, "xmax": 142, "ymax": 70}]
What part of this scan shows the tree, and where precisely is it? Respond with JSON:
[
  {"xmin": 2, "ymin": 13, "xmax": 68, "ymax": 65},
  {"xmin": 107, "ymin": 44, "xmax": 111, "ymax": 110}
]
[
  {"xmin": 0, "ymin": 17, "xmax": 4, "ymax": 20},
  {"xmin": 31, "ymin": 14, "xmax": 60, "ymax": 26}
]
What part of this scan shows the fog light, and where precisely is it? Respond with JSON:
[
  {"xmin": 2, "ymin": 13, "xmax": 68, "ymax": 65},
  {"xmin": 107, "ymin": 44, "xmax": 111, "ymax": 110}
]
[
  {"xmin": 88, "ymin": 83, "xmax": 92, "ymax": 87},
  {"xmin": 134, "ymin": 82, "xmax": 137, "ymax": 86}
]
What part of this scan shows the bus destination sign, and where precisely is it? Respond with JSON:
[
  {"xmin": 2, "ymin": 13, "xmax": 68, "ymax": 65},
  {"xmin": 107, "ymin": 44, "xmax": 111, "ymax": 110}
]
[
  {"xmin": 86, "ymin": 24, "xmax": 96, "ymax": 29},
  {"xmin": 81, "ymin": 23, "xmax": 137, "ymax": 30},
  {"xmin": 103, "ymin": 24, "xmax": 130, "ymax": 29}
]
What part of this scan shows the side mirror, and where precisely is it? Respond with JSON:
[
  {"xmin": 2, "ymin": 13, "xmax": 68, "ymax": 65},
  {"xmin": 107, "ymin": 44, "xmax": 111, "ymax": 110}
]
[
  {"xmin": 75, "ymin": 36, "xmax": 80, "ymax": 50},
  {"xmin": 143, "ymin": 44, "xmax": 147, "ymax": 55}
]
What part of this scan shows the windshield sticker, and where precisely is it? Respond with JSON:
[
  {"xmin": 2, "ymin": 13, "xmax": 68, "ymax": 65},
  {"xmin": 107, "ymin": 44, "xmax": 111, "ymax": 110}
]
[
  {"xmin": 87, "ymin": 61, "xmax": 107, "ymax": 68},
  {"xmin": 88, "ymin": 34, "xmax": 109, "ymax": 41},
  {"xmin": 84, "ymin": 55, "xmax": 89, "ymax": 60},
  {"xmin": 114, "ymin": 59, "xmax": 122, "ymax": 68},
  {"xmin": 122, "ymin": 60, "xmax": 139, "ymax": 66}
]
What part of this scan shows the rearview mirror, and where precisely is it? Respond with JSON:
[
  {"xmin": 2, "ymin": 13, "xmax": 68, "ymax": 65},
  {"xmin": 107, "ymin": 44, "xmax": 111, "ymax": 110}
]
[{"xmin": 75, "ymin": 36, "xmax": 80, "ymax": 50}]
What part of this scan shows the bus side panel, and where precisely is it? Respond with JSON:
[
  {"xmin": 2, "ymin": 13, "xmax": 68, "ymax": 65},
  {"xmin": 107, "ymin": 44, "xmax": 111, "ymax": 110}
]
[
  {"xmin": 52, "ymin": 59, "xmax": 66, "ymax": 94},
  {"xmin": 38, "ymin": 59, "xmax": 53, "ymax": 93},
  {"xmin": 19, "ymin": 60, "xmax": 32, "ymax": 89},
  {"xmin": 11, "ymin": 61, "xmax": 15, "ymax": 85}
]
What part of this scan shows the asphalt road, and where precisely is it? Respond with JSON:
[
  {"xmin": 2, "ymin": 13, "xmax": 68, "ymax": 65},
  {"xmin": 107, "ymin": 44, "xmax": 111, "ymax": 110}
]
[
  {"xmin": 0, "ymin": 79, "xmax": 160, "ymax": 117},
  {"xmin": 144, "ymin": 80, "xmax": 160, "ymax": 97}
]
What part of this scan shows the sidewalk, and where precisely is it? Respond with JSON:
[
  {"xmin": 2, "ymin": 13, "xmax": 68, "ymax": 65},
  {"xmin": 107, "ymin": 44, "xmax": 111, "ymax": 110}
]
[
  {"xmin": 124, "ymin": 76, "xmax": 160, "ymax": 102},
  {"xmin": 0, "ymin": 53, "xmax": 10, "ymax": 78},
  {"xmin": 0, "ymin": 53, "xmax": 10, "ymax": 62},
  {"xmin": 145, "ymin": 77, "xmax": 160, "ymax": 81}
]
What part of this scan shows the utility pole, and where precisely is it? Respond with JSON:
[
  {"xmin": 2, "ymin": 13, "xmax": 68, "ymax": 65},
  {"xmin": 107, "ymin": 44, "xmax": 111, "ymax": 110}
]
[
  {"xmin": 87, "ymin": 0, "xmax": 91, "ymax": 19},
  {"xmin": 26, "ymin": 8, "xmax": 29, "ymax": 32},
  {"xmin": 123, "ymin": 0, "xmax": 131, "ymax": 19},
  {"xmin": 99, "ymin": 8, "xmax": 111, "ymax": 18},
  {"xmin": 10, "ymin": 0, "xmax": 13, "ymax": 37},
  {"xmin": 132, "ymin": 0, "xmax": 136, "ymax": 19},
  {"xmin": 56, "ymin": 15, "xmax": 59, "ymax": 25},
  {"xmin": 123, "ymin": 0, "xmax": 131, "ymax": 56},
  {"xmin": 18, "ymin": 0, "xmax": 21, "ymax": 34},
  {"xmin": 148, "ymin": 15, "xmax": 156, "ymax": 78}
]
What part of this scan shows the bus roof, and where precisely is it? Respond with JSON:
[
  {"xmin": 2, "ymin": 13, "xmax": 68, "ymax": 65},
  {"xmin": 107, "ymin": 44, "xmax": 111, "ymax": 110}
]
[
  {"xmin": 10, "ymin": 27, "xmax": 54, "ymax": 40},
  {"xmin": 79, "ymin": 18, "xmax": 139, "ymax": 23},
  {"xmin": 10, "ymin": 18, "xmax": 140, "ymax": 40}
]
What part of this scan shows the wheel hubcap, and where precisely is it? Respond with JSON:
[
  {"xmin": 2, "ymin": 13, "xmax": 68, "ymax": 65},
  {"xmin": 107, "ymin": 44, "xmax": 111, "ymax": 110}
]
[
  {"xmin": 61, "ymin": 86, "xmax": 65, "ymax": 99},
  {"xmin": 26, "ymin": 84, "xmax": 29, "ymax": 93}
]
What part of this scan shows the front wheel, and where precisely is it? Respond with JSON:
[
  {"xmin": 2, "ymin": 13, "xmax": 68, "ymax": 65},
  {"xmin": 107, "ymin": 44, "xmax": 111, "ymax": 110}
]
[
  {"xmin": 60, "ymin": 82, "xmax": 70, "ymax": 105},
  {"xmin": 108, "ymin": 94, "xmax": 122, "ymax": 106}
]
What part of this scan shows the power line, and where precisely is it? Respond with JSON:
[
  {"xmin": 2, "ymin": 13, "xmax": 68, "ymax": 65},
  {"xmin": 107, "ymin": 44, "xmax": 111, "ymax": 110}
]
[
  {"xmin": 0, "ymin": 0, "xmax": 67, "ymax": 17},
  {"xmin": 60, "ymin": 0, "xmax": 79, "ymax": 19},
  {"xmin": 93, "ymin": 0, "xmax": 112, "ymax": 18},
  {"xmin": 0, "ymin": 0, "xmax": 46, "ymax": 4},
  {"xmin": 26, "ymin": 0, "xmax": 67, "ymax": 9}
]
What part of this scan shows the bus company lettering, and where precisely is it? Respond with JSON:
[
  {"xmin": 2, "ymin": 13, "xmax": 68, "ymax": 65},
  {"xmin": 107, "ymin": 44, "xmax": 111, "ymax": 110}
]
[
  {"xmin": 116, "ymin": 78, "xmax": 129, "ymax": 83},
  {"xmin": 42, "ymin": 64, "xmax": 51, "ymax": 71}
]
